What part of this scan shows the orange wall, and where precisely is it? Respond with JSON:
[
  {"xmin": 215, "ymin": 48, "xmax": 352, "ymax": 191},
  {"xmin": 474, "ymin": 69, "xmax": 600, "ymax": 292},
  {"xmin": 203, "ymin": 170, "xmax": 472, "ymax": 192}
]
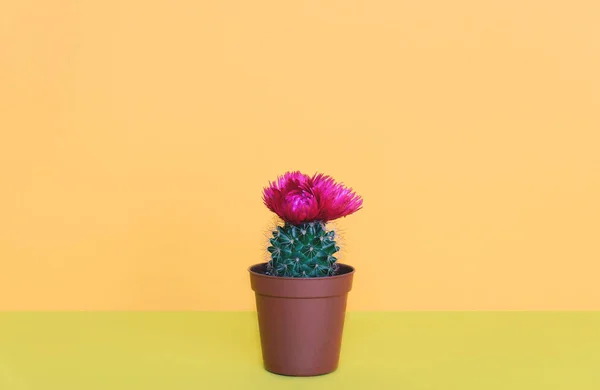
[{"xmin": 1, "ymin": 1, "xmax": 599, "ymax": 310}]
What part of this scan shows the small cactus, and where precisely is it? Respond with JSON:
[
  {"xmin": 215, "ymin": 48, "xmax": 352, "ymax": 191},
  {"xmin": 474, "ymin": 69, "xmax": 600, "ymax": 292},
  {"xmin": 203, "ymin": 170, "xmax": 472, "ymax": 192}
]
[
  {"xmin": 266, "ymin": 222, "xmax": 340, "ymax": 277},
  {"xmin": 262, "ymin": 171, "xmax": 362, "ymax": 278}
]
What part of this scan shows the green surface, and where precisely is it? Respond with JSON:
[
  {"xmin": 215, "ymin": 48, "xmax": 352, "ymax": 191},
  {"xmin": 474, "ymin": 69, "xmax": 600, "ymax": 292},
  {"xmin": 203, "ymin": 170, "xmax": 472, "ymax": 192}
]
[{"xmin": 0, "ymin": 312, "xmax": 599, "ymax": 389}]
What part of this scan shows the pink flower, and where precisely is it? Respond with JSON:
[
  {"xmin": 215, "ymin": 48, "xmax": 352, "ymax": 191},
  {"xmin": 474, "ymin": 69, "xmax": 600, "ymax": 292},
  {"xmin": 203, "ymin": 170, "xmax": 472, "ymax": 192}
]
[
  {"xmin": 312, "ymin": 173, "xmax": 363, "ymax": 222},
  {"xmin": 262, "ymin": 171, "xmax": 319, "ymax": 225},
  {"xmin": 263, "ymin": 171, "xmax": 362, "ymax": 225}
]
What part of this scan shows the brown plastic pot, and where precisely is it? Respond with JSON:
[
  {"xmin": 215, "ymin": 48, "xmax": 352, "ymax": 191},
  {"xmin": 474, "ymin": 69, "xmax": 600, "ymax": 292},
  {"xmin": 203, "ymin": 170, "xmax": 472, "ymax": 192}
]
[{"xmin": 248, "ymin": 262, "xmax": 355, "ymax": 376}]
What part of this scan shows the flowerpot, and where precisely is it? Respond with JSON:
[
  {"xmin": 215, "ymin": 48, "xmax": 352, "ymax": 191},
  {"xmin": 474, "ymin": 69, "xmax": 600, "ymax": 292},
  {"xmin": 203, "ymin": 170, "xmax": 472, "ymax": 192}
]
[{"xmin": 248, "ymin": 262, "xmax": 355, "ymax": 376}]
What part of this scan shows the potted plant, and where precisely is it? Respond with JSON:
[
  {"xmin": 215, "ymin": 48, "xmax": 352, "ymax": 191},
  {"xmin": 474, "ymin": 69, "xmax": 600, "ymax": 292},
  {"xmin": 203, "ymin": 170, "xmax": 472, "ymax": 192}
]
[{"xmin": 248, "ymin": 171, "xmax": 363, "ymax": 376}]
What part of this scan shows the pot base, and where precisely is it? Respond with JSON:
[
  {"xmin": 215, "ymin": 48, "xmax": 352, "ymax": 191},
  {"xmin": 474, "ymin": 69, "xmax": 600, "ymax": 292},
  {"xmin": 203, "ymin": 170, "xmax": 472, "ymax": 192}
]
[{"xmin": 265, "ymin": 364, "xmax": 338, "ymax": 377}]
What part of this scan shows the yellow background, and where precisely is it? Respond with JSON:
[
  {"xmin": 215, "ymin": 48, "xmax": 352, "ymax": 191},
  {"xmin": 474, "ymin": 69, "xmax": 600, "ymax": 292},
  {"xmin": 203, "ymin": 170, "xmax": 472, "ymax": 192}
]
[{"xmin": 1, "ymin": 1, "xmax": 599, "ymax": 310}]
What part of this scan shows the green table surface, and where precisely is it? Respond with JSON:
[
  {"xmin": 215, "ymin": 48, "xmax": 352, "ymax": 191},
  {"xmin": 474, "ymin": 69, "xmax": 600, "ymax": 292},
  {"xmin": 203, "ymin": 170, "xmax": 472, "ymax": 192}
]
[{"xmin": 0, "ymin": 312, "xmax": 598, "ymax": 389}]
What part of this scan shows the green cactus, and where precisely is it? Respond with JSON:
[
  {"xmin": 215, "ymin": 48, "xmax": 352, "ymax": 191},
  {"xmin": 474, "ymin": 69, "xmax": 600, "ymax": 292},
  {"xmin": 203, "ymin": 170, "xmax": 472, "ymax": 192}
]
[{"xmin": 266, "ymin": 221, "xmax": 340, "ymax": 277}]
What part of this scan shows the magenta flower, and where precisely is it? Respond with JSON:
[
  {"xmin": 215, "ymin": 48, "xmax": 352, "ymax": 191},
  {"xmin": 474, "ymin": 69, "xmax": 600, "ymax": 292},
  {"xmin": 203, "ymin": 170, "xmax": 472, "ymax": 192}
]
[
  {"xmin": 263, "ymin": 171, "xmax": 363, "ymax": 225},
  {"xmin": 311, "ymin": 173, "xmax": 363, "ymax": 222}
]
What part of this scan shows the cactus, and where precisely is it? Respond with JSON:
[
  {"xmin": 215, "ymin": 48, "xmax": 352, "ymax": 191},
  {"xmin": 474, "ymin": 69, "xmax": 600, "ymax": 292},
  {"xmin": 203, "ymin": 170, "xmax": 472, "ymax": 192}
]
[
  {"xmin": 266, "ymin": 221, "xmax": 340, "ymax": 277},
  {"xmin": 262, "ymin": 171, "xmax": 362, "ymax": 278}
]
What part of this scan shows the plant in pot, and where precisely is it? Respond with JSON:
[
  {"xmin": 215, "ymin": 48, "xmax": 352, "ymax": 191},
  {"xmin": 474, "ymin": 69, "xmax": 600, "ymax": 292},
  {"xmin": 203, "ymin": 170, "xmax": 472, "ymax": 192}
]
[{"xmin": 248, "ymin": 171, "xmax": 363, "ymax": 376}]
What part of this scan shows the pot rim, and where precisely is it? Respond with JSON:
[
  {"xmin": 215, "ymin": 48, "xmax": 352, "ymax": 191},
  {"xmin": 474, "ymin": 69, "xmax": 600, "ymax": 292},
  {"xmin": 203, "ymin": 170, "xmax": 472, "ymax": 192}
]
[{"xmin": 248, "ymin": 262, "xmax": 355, "ymax": 280}]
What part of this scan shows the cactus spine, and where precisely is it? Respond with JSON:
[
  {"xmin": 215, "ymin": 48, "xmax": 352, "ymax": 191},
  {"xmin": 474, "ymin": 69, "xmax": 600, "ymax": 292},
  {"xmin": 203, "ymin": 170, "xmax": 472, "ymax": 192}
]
[{"xmin": 266, "ymin": 221, "xmax": 340, "ymax": 277}]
